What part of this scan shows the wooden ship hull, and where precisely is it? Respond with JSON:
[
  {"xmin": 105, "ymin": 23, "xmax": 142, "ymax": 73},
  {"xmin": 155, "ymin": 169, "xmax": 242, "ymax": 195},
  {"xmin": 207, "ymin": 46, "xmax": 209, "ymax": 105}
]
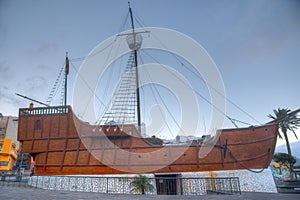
[{"xmin": 17, "ymin": 105, "xmax": 278, "ymax": 176}]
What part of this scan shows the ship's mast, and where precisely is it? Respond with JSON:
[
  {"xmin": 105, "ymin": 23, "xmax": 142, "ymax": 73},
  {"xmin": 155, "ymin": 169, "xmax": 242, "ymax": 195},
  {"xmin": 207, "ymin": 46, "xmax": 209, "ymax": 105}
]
[
  {"xmin": 128, "ymin": 1, "xmax": 141, "ymax": 128},
  {"xmin": 65, "ymin": 52, "xmax": 69, "ymax": 106}
]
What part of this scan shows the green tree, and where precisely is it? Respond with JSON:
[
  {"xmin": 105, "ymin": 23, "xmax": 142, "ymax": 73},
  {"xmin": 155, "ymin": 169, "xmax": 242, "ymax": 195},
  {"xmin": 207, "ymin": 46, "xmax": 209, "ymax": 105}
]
[
  {"xmin": 130, "ymin": 175, "xmax": 154, "ymax": 195},
  {"xmin": 273, "ymin": 153, "xmax": 296, "ymax": 169},
  {"xmin": 268, "ymin": 108, "xmax": 300, "ymax": 177}
]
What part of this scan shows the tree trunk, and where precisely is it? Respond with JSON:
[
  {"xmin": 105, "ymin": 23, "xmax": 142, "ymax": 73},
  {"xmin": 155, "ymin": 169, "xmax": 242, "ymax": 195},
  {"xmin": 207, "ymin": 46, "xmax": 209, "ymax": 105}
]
[
  {"xmin": 141, "ymin": 186, "xmax": 145, "ymax": 195},
  {"xmin": 283, "ymin": 128, "xmax": 294, "ymax": 178}
]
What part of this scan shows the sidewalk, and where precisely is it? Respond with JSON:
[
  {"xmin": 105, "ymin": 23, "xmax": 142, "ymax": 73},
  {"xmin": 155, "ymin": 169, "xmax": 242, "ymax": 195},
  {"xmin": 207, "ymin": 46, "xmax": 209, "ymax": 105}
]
[{"xmin": 0, "ymin": 187, "xmax": 300, "ymax": 200}]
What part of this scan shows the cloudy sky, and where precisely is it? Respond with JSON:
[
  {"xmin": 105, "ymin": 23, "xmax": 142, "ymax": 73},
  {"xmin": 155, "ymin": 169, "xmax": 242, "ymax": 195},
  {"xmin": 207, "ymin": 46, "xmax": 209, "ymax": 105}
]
[{"xmin": 0, "ymin": 0, "xmax": 299, "ymax": 145}]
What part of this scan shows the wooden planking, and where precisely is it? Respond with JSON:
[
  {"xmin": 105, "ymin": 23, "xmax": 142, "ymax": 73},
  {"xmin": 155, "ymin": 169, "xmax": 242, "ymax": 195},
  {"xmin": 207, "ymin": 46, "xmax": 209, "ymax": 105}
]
[
  {"xmin": 35, "ymin": 152, "xmax": 46, "ymax": 165},
  {"xmin": 22, "ymin": 141, "xmax": 33, "ymax": 152},
  {"xmin": 47, "ymin": 152, "xmax": 63, "ymax": 165},
  {"xmin": 77, "ymin": 151, "xmax": 89, "ymax": 165},
  {"xmin": 17, "ymin": 106, "xmax": 278, "ymax": 175},
  {"xmin": 74, "ymin": 138, "xmax": 82, "ymax": 165},
  {"xmin": 44, "ymin": 115, "xmax": 52, "ymax": 171},
  {"xmin": 49, "ymin": 139, "xmax": 65, "ymax": 151},
  {"xmin": 60, "ymin": 112, "xmax": 70, "ymax": 171},
  {"xmin": 32, "ymin": 140, "xmax": 48, "ymax": 152},
  {"xmin": 63, "ymin": 151, "xmax": 77, "ymax": 165},
  {"xmin": 50, "ymin": 116, "xmax": 59, "ymax": 138}
]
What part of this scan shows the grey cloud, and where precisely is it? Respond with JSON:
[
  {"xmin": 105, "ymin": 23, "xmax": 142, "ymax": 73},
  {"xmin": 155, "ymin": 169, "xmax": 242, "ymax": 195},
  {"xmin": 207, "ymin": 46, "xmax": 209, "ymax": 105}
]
[
  {"xmin": 16, "ymin": 76, "xmax": 48, "ymax": 94},
  {"xmin": 235, "ymin": 1, "xmax": 300, "ymax": 60},
  {"xmin": 0, "ymin": 61, "xmax": 14, "ymax": 80},
  {"xmin": 36, "ymin": 64, "xmax": 53, "ymax": 71},
  {"xmin": 14, "ymin": 76, "xmax": 50, "ymax": 106},
  {"xmin": 25, "ymin": 41, "xmax": 59, "ymax": 58},
  {"xmin": 0, "ymin": 84, "xmax": 26, "ymax": 107},
  {"xmin": 35, "ymin": 41, "xmax": 58, "ymax": 55}
]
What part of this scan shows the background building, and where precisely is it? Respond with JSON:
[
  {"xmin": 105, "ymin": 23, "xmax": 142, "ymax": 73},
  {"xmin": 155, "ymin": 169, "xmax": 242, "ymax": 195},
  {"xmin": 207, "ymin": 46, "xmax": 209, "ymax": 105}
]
[{"xmin": 0, "ymin": 114, "xmax": 18, "ymax": 173}]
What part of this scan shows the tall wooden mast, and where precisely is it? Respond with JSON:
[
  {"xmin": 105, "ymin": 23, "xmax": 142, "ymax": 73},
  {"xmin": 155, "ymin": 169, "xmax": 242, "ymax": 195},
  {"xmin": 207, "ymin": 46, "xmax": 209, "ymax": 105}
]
[
  {"xmin": 65, "ymin": 52, "xmax": 69, "ymax": 106},
  {"xmin": 128, "ymin": 1, "xmax": 141, "ymax": 129}
]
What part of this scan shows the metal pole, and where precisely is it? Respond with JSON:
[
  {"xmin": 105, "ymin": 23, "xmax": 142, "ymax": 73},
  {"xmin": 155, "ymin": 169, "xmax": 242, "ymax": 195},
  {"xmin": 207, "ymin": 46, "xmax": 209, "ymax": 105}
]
[
  {"xmin": 65, "ymin": 52, "xmax": 69, "ymax": 106},
  {"xmin": 128, "ymin": 1, "xmax": 141, "ymax": 130},
  {"xmin": 15, "ymin": 93, "xmax": 49, "ymax": 107}
]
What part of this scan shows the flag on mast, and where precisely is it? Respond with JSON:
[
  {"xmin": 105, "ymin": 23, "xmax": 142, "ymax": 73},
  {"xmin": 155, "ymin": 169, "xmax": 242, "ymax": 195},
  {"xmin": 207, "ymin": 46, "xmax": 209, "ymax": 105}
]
[{"xmin": 66, "ymin": 53, "xmax": 69, "ymax": 75}]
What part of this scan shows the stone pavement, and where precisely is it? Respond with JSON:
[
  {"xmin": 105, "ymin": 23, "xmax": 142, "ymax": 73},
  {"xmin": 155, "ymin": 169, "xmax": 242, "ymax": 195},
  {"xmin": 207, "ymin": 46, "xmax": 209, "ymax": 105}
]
[{"xmin": 0, "ymin": 187, "xmax": 300, "ymax": 200}]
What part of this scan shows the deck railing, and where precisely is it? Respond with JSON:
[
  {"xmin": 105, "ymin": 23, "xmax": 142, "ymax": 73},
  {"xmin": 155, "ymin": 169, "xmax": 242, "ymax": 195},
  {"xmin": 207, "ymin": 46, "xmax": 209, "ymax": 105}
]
[{"xmin": 19, "ymin": 106, "xmax": 69, "ymax": 116}]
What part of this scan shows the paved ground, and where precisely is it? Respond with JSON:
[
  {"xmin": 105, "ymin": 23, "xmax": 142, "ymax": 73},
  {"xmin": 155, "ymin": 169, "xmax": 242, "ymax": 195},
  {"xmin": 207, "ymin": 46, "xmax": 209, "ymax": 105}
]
[{"xmin": 0, "ymin": 186, "xmax": 300, "ymax": 200}]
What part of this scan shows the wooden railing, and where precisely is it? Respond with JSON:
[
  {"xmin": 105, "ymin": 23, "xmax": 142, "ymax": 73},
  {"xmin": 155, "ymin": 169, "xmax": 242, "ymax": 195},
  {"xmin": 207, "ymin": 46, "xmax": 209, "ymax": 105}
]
[{"xmin": 19, "ymin": 106, "xmax": 69, "ymax": 116}]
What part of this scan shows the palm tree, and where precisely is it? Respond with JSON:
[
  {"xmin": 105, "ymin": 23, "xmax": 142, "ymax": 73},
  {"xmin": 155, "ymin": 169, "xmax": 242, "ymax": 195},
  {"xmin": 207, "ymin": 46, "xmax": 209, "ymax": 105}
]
[
  {"xmin": 130, "ymin": 175, "xmax": 154, "ymax": 195},
  {"xmin": 268, "ymin": 108, "xmax": 300, "ymax": 177}
]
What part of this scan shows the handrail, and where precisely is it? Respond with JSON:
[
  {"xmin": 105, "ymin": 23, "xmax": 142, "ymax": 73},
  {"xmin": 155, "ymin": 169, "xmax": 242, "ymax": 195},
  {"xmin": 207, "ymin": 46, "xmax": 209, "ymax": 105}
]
[{"xmin": 19, "ymin": 106, "xmax": 69, "ymax": 116}]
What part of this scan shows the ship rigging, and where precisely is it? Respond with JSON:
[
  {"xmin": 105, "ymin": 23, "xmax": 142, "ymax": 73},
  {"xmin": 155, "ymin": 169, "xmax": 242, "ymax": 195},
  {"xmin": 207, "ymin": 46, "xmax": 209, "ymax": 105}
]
[{"xmin": 16, "ymin": 2, "xmax": 279, "ymax": 176}]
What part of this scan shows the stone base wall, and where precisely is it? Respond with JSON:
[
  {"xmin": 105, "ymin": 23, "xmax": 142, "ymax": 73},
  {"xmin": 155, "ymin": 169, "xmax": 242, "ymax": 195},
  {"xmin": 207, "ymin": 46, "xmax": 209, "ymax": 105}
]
[
  {"xmin": 28, "ymin": 174, "xmax": 156, "ymax": 194},
  {"xmin": 28, "ymin": 168, "xmax": 277, "ymax": 194},
  {"xmin": 182, "ymin": 168, "xmax": 277, "ymax": 193}
]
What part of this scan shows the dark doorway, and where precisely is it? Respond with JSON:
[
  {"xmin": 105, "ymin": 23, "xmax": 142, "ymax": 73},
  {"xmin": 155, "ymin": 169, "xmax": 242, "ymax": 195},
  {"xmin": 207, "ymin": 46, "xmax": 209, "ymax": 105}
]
[{"xmin": 155, "ymin": 174, "xmax": 180, "ymax": 195}]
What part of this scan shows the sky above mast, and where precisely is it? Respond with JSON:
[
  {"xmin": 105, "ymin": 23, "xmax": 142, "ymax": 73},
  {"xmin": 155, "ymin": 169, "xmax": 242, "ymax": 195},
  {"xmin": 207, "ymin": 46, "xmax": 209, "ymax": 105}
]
[{"xmin": 0, "ymin": 0, "xmax": 300, "ymax": 143}]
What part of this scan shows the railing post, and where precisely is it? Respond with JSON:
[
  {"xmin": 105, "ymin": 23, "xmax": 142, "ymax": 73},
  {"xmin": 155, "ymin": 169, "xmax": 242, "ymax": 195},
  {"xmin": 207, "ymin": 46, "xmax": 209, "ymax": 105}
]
[
  {"xmin": 34, "ymin": 176, "xmax": 37, "ymax": 188},
  {"xmin": 237, "ymin": 177, "xmax": 241, "ymax": 195},
  {"xmin": 68, "ymin": 177, "xmax": 70, "ymax": 191},
  {"xmin": 122, "ymin": 178, "xmax": 125, "ymax": 194},
  {"xmin": 76, "ymin": 177, "xmax": 78, "ymax": 192},
  {"xmin": 230, "ymin": 178, "xmax": 233, "ymax": 194},
  {"xmin": 91, "ymin": 177, "xmax": 94, "ymax": 192},
  {"xmin": 106, "ymin": 177, "xmax": 109, "ymax": 193}
]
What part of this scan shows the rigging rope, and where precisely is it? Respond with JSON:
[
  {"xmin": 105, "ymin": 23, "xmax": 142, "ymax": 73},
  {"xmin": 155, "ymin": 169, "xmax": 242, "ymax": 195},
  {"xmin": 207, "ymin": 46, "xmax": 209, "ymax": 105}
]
[
  {"xmin": 60, "ymin": 72, "xmax": 65, "ymax": 106},
  {"xmin": 46, "ymin": 62, "xmax": 66, "ymax": 105},
  {"xmin": 71, "ymin": 35, "xmax": 125, "ymax": 123},
  {"xmin": 131, "ymin": 3, "xmax": 147, "ymax": 28},
  {"xmin": 101, "ymin": 51, "xmax": 137, "ymax": 125},
  {"xmin": 67, "ymin": 6, "xmax": 260, "ymax": 128},
  {"xmin": 138, "ymin": 29, "xmax": 262, "ymax": 126},
  {"xmin": 69, "ymin": 38, "xmax": 117, "ymax": 62},
  {"xmin": 140, "ymin": 50, "xmax": 230, "ymax": 123},
  {"xmin": 140, "ymin": 49, "xmax": 259, "ymax": 128},
  {"xmin": 227, "ymin": 147, "xmax": 266, "ymax": 173},
  {"xmin": 139, "ymin": 55, "xmax": 174, "ymax": 138},
  {"xmin": 69, "ymin": 60, "xmax": 111, "ymax": 122},
  {"xmin": 177, "ymin": 58, "xmax": 262, "ymax": 125},
  {"xmin": 118, "ymin": 10, "xmax": 130, "ymax": 33}
]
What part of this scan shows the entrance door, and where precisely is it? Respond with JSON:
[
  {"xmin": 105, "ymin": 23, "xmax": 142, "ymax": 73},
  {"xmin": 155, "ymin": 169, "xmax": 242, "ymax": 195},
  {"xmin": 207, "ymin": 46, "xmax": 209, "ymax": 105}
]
[{"xmin": 155, "ymin": 174, "xmax": 179, "ymax": 195}]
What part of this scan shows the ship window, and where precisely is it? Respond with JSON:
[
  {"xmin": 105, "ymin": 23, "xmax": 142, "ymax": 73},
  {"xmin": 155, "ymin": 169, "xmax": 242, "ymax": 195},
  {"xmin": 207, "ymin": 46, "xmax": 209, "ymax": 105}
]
[
  {"xmin": 34, "ymin": 119, "xmax": 42, "ymax": 130},
  {"xmin": 0, "ymin": 142, "xmax": 3, "ymax": 152}
]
